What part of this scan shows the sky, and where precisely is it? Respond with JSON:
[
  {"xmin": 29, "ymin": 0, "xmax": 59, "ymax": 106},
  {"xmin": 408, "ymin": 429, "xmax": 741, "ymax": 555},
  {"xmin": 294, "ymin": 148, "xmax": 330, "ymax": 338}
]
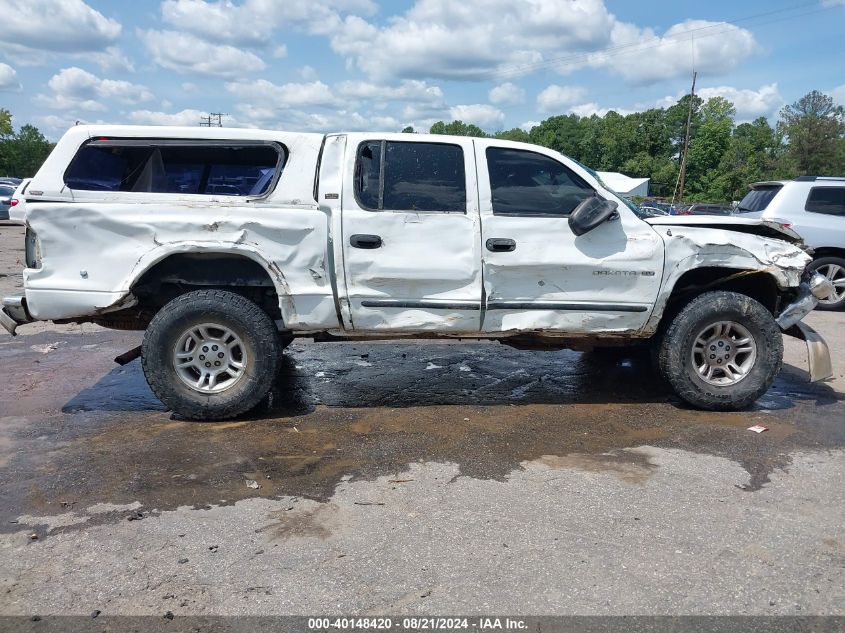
[{"xmin": 1, "ymin": 0, "xmax": 844, "ymax": 139}]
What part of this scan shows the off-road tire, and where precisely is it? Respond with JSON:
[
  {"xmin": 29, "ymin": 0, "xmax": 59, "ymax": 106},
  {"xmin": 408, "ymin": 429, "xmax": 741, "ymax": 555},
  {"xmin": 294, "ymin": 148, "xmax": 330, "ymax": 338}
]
[
  {"xmin": 658, "ymin": 291, "xmax": 783, "ymax": 411},
  {"xmin": 142, "ymin": 289, "xmax": 282, "ymax": 420},
  {"xmin": 807, "ymin": 256, "xmax": 845, "ymax": 311}
]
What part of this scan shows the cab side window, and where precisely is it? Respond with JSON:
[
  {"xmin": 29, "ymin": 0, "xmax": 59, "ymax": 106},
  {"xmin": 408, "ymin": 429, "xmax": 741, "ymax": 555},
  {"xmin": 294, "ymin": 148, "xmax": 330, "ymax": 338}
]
[
  {"xmin": 486, "ymin": 147, "xmax": 593, "ymax": 216},
  {"xmin": 64, "ymin": 140, "xmax": 284, "ymax": 196},
  {"xmin": 354, "ymin": 140, "xmax": 466, "ymax": 212}
]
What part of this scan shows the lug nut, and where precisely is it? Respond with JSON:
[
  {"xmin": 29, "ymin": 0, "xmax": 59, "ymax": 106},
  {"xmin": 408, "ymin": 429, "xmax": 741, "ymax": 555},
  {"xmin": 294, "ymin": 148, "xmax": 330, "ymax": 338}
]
[
  {"xmin": 212, "ymin": 345, "xmax": 218, "ymax": 351},
  {"xmin": 203, "ymin": 346, "xmax": 209, "ymax": 352},
  {"xmin": 215, "ymin": 361, "xmax": 221, "ymax": 367},
  {"xmin": 218, "ymin": 352, "xmax": 224, "ymax": 358},
  {"xmin": 200, "ymin": 355, "xmax": 205, "ymax": 360}
]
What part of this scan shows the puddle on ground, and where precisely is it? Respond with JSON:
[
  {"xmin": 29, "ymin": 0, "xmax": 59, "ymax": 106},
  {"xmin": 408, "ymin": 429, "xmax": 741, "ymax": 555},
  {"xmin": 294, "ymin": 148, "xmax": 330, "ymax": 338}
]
[{"xmin": 0, "ymin": 335, "xmax": 843, "ymax": 536}]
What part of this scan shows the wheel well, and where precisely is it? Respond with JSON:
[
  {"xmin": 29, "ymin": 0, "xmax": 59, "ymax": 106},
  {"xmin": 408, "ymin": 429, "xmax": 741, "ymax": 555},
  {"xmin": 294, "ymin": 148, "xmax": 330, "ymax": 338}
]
[
  {"xmin": 809, "ymin": 247, "xmax": 845, "ymax": 260},
  {"xmin": 93, "ymin": 253, "xmax": 282, "ymax": 330},
  {"xmin": 664, "ymin": 267, "xmax": 781, "ymax": 320}
]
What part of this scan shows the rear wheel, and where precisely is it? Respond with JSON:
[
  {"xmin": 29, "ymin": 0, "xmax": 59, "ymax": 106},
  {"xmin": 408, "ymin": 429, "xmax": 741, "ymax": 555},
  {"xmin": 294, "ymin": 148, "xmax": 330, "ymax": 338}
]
[
  {"xmin": 142, "ymin": 289, "xmax": 282, "ymax": 420},
  {"xmin": 658, "ymin": 291, "xmax": 782, "ymax": 410},
  {"xmin": 808, "ymin": 256, "xmax": 845, "ymax": 310}
]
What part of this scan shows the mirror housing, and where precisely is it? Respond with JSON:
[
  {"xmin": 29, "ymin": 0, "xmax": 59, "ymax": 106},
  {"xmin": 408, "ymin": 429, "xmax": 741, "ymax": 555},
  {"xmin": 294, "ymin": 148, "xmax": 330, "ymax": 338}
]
[{"xmin": 568, "ymin": 197, "xmax": 619, "ymax": 236}]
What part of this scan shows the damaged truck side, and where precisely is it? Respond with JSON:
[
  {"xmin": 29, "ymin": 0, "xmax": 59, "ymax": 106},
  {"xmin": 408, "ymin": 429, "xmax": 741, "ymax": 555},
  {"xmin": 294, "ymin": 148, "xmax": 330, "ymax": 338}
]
[{"xmin": 1, "ymin": 126, "xmax": 835, "ymax": 419}]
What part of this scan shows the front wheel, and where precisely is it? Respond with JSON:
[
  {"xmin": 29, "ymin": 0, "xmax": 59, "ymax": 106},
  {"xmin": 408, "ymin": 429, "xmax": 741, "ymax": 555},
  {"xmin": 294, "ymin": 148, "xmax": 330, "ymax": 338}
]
[
  {"xmin": 142, "ymin": 289, "xmax": 282, "ymax": 420},
  {"xmin": 657, "ymin": 291, "xmax": 783, "ymax": 411}
]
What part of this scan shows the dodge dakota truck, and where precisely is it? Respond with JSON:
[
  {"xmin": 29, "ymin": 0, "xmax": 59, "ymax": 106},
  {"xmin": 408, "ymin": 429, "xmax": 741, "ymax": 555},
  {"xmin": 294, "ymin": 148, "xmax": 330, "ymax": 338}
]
[{"xmin": 1, "ymin": 126, "xmax": 834, "ymax": 420}]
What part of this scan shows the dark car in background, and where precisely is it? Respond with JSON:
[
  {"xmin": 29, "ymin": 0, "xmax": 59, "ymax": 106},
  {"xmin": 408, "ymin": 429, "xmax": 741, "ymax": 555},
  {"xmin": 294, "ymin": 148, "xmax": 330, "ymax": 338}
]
[{"xmin": 0, "ymin": 184, "xmax": 16, "ymax": 221}]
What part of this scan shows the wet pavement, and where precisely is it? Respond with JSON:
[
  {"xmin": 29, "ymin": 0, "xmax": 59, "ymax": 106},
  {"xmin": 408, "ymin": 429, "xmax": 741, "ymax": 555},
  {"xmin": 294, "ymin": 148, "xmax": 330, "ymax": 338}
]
[{"xmin": 1, "ymin": 330, "xmax": 843, "ymax": 538}]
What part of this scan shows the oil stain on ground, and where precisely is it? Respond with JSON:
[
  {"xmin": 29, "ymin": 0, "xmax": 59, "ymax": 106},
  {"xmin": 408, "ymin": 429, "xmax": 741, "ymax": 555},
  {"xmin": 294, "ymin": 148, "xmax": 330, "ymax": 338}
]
[{"xmin": 0, "ymin": 334, "xmax": 843, "ymax": 535}]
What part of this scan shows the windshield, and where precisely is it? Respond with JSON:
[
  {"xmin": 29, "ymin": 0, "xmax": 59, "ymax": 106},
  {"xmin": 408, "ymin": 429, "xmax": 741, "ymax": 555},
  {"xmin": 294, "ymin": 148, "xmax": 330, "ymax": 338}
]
[{"xmin": 736, "ymin": 185, "xmax": 782, "ymax": 213}]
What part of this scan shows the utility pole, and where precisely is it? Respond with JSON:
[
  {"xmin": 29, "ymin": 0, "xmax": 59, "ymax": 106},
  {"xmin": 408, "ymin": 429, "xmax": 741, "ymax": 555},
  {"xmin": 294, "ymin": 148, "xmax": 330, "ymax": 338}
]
[
  {"xmin": 199, "ymin": 112, "xmax": 227, "ymax": 127},
  {"xmin": 674, "ymin": 71, "xmax": 697, "ymax": 206}
]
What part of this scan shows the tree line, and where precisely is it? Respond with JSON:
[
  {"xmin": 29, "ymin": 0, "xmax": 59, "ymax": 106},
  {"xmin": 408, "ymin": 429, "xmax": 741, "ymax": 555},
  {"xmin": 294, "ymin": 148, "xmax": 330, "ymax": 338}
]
[
  {"xmin": 2, "ymin": 89, "xmax": 843, "ymax": 204},
  {"xmin": 421, "ymin": 90, "xmax": 845, "ymax": 203},
  {"xmin": 0, "ymin": 109, "xmax": 54, "ymax": 179}
]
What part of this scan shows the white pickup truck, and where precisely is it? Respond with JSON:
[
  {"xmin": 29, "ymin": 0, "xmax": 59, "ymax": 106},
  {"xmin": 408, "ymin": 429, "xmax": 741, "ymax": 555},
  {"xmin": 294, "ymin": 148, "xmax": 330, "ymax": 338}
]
[{"xmin": 1, "ymin": 126, "xmax": 834, "ymax": 419}]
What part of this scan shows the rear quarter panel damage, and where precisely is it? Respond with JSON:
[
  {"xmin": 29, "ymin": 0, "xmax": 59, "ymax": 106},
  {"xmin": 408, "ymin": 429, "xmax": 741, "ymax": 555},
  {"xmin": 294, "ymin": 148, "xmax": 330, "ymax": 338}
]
[{"xmin": 23, "ymin": 204, "xmax": 339, "ymax": 330}]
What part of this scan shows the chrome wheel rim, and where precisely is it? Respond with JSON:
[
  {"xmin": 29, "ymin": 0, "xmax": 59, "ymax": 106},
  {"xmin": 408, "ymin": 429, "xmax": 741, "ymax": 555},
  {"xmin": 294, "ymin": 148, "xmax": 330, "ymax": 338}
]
[
  {"xmin": 815, "ymin": 263, "xmax": 845, "ymax": 305},
  {"xmin": 691, "ymin": 321, "xmax": 757, "ymax": 386},
  {"xmin": 173, "ymin": 323, "xmax": 247, "ymax": 394}
]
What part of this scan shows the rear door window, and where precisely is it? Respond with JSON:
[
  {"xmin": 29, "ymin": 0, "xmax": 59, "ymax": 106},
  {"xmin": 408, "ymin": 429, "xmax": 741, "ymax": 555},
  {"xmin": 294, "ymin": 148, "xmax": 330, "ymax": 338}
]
[
  {"xmin": 805, "ymin": 187, "xmax": 845, "ymax": 216},
  {"xmin": 64, "ymin": 140, "xmax": 284, "ymax": 196},
  {"xmin": 354, "ymin": 140, "xmax": 466, "ymax": 212}
]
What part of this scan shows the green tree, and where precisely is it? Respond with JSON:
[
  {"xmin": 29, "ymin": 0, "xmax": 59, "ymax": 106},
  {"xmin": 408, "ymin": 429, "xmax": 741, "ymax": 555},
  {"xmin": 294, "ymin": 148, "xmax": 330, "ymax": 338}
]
[
  {"xmin": 529, "ymin": 115, "xmax": 582, "ymax": 157},
  {"xmin": 685, "ymin": 97, "xmax": 736, "ymax": 199},
  {"xmin": 5, "ymin": 125, "xmax": 54, "ymax": 177},
  {"xmin": 400, "ymin": 126, "xmax": 415, "ymax": 133},
  {"xmin": 429, "ymin": 120, "xmax": 488, "ymax": 137},
  {"xmin": 0, "ymin": 108, "xmax": 13, "ymax": 175},
  {"xmin": 778, "ymin": 90, "xmax": 845, "ymax": 175},
  {"xmin": 493, "ymin": 128, "xmax": 530, "ymax": 142}
]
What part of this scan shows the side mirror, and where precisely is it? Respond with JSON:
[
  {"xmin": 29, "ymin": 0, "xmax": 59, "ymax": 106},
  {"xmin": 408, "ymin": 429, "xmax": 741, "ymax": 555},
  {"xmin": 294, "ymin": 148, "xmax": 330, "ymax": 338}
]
[{"xmin": 568, "ymin": 197, "xmax": 619, "ymax": 236}]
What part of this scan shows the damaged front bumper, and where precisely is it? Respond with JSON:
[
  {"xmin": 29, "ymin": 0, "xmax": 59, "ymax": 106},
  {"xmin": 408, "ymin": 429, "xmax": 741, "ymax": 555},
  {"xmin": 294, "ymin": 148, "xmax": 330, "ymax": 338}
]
[
  {"xmin": 777, "ymin": 272, "xmax": 834, "ymax": 382},
  {"xmin": 0, "ymin": 295, "xmax": 33, "ymax": 336}
]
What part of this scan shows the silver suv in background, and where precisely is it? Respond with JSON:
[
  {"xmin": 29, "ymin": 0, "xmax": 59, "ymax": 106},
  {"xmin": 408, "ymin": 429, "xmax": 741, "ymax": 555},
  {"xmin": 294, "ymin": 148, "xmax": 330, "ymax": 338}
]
[{"xmin": 737, "ymin": 176, "xmax": 845, "ymax": 310}]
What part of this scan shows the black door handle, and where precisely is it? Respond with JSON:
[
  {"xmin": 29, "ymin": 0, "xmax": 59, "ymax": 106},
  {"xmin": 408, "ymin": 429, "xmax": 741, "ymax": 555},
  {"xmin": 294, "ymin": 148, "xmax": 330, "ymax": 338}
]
[
  {"xmin": 486, "ymin": 238, "xmax": 516, "ymax": 252},
  {"xmin": 350, "ymin": 234, "xmax": 382, "ymax": 249}
]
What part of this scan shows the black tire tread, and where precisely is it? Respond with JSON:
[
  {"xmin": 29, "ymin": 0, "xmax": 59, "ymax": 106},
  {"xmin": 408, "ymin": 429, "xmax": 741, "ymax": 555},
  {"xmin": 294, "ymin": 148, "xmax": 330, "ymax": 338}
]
[
  {"xmin": 142, "ymin": 289, "xmax": 281, "ymax": 420},
  {"xmin": 658, "ymin": 290, "xmax": 783, "ymax": 411}
]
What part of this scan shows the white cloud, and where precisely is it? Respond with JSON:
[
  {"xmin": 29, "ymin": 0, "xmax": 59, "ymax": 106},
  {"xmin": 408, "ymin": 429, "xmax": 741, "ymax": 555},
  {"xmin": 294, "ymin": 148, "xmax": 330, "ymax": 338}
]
[
  {"xmin": 83, "ymin": 46, "xmax": 135, "ymax": 73},
  {"xmin": 0, "ymin": 63, "xmax": 22, "ymax": 92},
  {"xmin": 326, "ymin": 1, "xmax": 759, "ymax": 85},
  {"xmin": 298, "ymin": 65, "xmax": 318, "ymax": 80},
  {"xmin": 139, "ymin": 29, "xmax": 266, "ymax": 78},
  {"xmin": 235, "ymin": 103, "xmax": 398, "ymax": 132},
  {"xmin": 655, "ymin": 83, "xmax": 783, "ymax": 120},
  {"xmin": 593, "ymin": 20, "xmax": 759, "ymax": 84},
  {"xmin": 821, "ymin": 0, "xmax": 845, "ymax": 6},
  {"xmin": 34, "ymin": 67, "xmax": 154, "ymax": 112},
  {"xmin": 225, "ymin": 79, "xmax": 338, "ymax": 108},
  {"xmin": 160, "ymin": 0, "xmax": 377, "ymax": 46},
  {"xmin": 329, "ymin": 0, "xmax": 617, "ymax": 81},
  {"xmin": 448, "ymin": 104, "xmax": 505, "ymax": 129},
  {"xmin": 695, "ymin": 83, "xmax": 783, "ymax": 120},
  {"xmin": 0, "ymin": 0, "xmax": 120, "ymax": 58},
  {"xmin": 127, "ymin": 109, "xmax": 210, "ymax": 126},
  {"xmin": 568, "ymin": 102, "xmax": 635, "ymax": 117},
  {"xmin": 336, "ymin": 79, "xmax": 444, "ymax": 103},
  {"xmin": 489, "ymin": 82, "xmax": 525, "ymax": 106},
  {"xmin": 829, "ymin": 84, "xmax": 845, "ymax": 106},
  {"xmin": 537, "ymin": 85, "xmax": 587, "ymax": 111},
  {"xmin": 520, "ymin": 120, "xmax": 540, "ymax": 132}
]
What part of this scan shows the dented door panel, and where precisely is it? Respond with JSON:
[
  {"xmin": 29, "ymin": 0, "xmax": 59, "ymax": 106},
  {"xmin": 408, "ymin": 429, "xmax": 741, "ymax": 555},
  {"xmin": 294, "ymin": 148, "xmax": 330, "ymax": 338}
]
[
  {"xmin": 475, "ymin": 140, "xmax": 663, "ymax": 335},
  {"xmin": 339, "ymin": 134, "xmax": 483, "ymax": 332}
]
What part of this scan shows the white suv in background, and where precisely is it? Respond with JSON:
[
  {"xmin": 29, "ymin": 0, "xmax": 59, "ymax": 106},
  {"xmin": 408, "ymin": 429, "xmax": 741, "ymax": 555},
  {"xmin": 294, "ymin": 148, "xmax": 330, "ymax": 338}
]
[{"xmin": 737, "ymin": 176, "xmax": 845, "ymax": 310}]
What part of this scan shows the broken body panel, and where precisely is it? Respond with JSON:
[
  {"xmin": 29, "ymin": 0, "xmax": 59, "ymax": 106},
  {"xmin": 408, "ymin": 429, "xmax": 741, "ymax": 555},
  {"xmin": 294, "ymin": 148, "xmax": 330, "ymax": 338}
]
[{"xmin": 1, "ymin": 125, "xmax": 831, "ymax": 382}]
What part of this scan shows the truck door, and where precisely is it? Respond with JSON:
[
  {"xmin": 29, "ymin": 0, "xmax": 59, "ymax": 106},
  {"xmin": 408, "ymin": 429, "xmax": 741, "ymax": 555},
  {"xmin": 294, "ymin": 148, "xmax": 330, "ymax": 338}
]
[
  {"xmin": 339, "ymin": 134, "xmax": 482, "ymax": 332},
  {"xmin": 475, "ymin": 140, "xmax": 663, "ymax": 334}
]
